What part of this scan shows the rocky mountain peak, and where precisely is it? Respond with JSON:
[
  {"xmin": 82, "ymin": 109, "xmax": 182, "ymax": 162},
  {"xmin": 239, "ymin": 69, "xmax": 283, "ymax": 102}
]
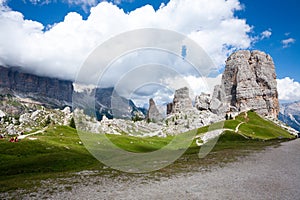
[
  {"xmin": 146, "ymin": 98, "xmax": 163, "ymax": 122},
  {"xmin": 167, "ymin": 87, "xmax": 193, "ymax": 114},
  {"xmin": 220, "ymin": 50, "xmax": 279, "ymax": 118}
]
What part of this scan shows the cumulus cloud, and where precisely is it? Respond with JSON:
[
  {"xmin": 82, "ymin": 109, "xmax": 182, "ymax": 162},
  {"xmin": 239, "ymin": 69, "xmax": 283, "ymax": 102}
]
[
  {"xmin": 0, "ymin": 0, "xmax": 252, "ymax": 82},
  {"xmin": 277, "ymin": 77, "xmax": 300, "ymax": 102},
  {"xmin": 261, "ymin": 29, "xmax": 272, "ymax": 39},
  {"xmin": 281, "ymin": 38, "xmax": 296, "ymax": 48}
]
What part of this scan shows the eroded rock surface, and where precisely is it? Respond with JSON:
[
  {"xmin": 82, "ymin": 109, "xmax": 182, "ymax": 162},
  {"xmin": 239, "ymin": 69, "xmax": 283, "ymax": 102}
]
[
  {"xmin": 146, "ymin": 98, "xmax": 163, "ymax": 122},
  {"xmin": 213, "ymin": 50, "xmax": 279, "ymax": 118}
]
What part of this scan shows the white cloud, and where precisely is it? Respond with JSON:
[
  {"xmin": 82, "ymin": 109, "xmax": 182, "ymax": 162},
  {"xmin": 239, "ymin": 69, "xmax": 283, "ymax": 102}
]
[
  {"xmin": 277, "ymin": 77, "xmax": 300, "ymax": 102},
  {"xmin": 0, "ymin": 0, "xmax": 252, "ymax": 81},
  {"xmin": 113, "ymin": 0, "xmax": 134, "ymax": 5},
  {"xmin": 66, "ymin": 0, "xmax": 99, "ymax": 11},
  {"xmin": 261, "ymin": 29, "xmax": 272, "ymax": 39},
  {"xmin": 281, "ymin": 38, "xmax": 295, "ymax": 48},
  {"xmin": 0, "ymin": 0, "xmax": 8, "ymax": 9}
]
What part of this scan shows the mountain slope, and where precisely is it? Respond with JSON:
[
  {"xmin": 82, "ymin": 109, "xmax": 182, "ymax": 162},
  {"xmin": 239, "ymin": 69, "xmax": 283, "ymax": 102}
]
[
  {"xmin": 0, "ymin": 66, "xmax": 145, "ymax": 119},
  {"xmin": 0, "ymin": 66, "xmax": 73, "ymax": 108},
  {"xmin": 279, "ymin": 101, "xmax": 300, "ymax": 132},
  {"xmin": 197, "ymin": 110, "xmax": 296, "ymax": 140}
]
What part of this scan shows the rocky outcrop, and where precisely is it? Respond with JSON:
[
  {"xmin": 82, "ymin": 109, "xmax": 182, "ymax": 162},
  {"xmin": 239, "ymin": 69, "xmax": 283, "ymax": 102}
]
[
  {"xmin": 73, "ymin": 86, "xmax": 146, "ymax": 120},
  {"xmin": 146, "ymin": 98, "xmax": 163, "ymax": 122},
  {"xmin": 167, "ymin": 87, "xmax": 193, "ymax": 114},
  {"xmin": 209, "ymin": 85, "xmax": 228, "ymax": 115},
  {"xmin": 0, "ymin": 104, "xmax": 73, "ymax": 135},
  {"xmin": 195, "ymin": 93, "xmax": 211, "ymax": 111},
  {"xmin": 0, "ymin": 66, "xmax": 73, "ymax": 105},
  {"xmin": 213, "ymin": 50, "xmax": 279, "ymax": 118}
]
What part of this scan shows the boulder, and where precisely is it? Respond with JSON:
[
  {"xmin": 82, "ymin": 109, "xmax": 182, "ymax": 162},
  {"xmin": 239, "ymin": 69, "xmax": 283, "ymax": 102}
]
[
  {"xmin": 0, "ymin": 110, "xmax": 5, "ymax": 118},
  {"xmin": 195, "ymin": 93, "xmax": 211, "ymax": 111}
]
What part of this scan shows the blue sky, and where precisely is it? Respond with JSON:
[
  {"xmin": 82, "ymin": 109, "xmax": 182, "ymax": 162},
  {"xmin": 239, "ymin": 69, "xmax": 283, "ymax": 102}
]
[
  {"xmin": 237, "ymin": 0, "xmax": 300, "ymax": 81},
  {"xmin": 1, "ymin": 0, "xmax": 300, "ymax": 102}
]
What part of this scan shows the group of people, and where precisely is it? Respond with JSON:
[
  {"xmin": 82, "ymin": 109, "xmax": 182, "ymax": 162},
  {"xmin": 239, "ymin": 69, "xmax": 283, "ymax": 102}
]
[
  {"xmin": 0, "ymin": 134, "xmax": 21, "ymax": 142},
  {"xmin": 9, "ymin": 136, "xmax": 19, "ymax": 142}
]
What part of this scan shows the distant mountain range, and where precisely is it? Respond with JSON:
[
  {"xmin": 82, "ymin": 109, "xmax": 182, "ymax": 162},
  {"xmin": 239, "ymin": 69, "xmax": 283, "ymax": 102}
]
[
  {"xmin": 0, "ymin": 66, "xmax": 73, "ymax": 108},
  {"xmin": 279, "ymin": 101, "xmax": 300, "ymax": 132},
  {"xmin": 0, "ymin": 66, "xmax": 146, "ymax": 120}
]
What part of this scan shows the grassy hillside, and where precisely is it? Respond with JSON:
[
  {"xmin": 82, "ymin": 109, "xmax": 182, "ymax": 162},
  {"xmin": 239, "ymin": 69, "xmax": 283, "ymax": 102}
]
[
  {"xmin": 225, "ymin": 110, "xmax": 294, "ymax": 139},
  {"xmin": 196, "ymin": 110, "xmax": 294, "ymax": 140},
  {"xmin": 0, "ymin": 111, "xmax": 296, "ymax": 192}
]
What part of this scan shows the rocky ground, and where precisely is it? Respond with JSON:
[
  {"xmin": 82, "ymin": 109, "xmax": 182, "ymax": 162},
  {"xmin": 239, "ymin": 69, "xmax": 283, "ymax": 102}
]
[{"xmin": 4, "ymin": 138, "xmax": 299, "ymax": 200}]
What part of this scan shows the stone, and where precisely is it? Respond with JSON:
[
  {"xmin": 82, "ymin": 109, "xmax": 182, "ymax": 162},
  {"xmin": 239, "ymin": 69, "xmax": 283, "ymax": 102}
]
[
  {"xmin": 195, "ymin": 93, "xmax": 211, "ymax": 111},
  {"xmin": 215, "ymin": 50, "xmax": 279, "ymax": 118},
  {"xmin": 0, "ymin": 66, "xmax": 145, "ymax": 119},
  {"xmin": 0, "ymin": 110, "xmax": 5, "ymax": 118},
  {"xmin": 168, "ymin": 87, "xmax": 193, "ymax": 114},
  {"xmin": 146, "ymin": 98, "xmax": 163, "ymax": 122},
  {"xmin": 209, "ymin": 85, "xmax": 228, "ymax": 115},
  {"xmin": 0, "ymin": 66, "xmax": 73, "ymax": 103}
]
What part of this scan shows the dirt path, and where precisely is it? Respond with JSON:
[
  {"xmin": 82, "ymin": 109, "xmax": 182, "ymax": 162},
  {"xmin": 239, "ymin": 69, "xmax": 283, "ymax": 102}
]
[
  {"xmin": 17, "ymin": 127, "xmax": 47, "ymax": 140},
  {"xmin": 235, "ymin": 122, "xmax": 244, "ymax": 133}
]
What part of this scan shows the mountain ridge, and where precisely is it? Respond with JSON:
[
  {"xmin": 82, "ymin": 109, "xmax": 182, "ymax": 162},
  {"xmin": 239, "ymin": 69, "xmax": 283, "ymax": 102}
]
[
  {"xmin": 0, "ymin": 65, "xmax": 145, "ymax": 119},
  {"xmin": 279, "ymin": 101, "xmax": 300, "ymax": 132}
]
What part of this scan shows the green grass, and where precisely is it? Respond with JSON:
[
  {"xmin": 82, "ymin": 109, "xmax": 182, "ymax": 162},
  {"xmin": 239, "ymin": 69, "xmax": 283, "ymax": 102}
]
[
  {"xmin": 197, "ymin": 110, "xmax": 295, "ymax": 141},
  {"xmin": 230, "ymin": 111, "xmax": 294, "ymax": 140},
  {"xmin": 0, "ymin": 111, "xmax": 296, "ymax": 193},
  {"xmin": 0, "ymin": 126, "xmax": 101, "ymax": 192},
  {"xmin": 0, "ymin": 126, "xmax": 98, "ymax": 176},
  {"xmin": 105, "ymin": 134, "xmax": 173, "ymax": 153}
]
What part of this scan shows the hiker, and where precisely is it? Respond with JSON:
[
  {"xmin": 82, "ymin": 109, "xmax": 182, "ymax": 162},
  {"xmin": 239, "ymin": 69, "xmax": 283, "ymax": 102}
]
[{"xmin": 9, "ymin": 136, "xmax": 18, "ymax": 142}]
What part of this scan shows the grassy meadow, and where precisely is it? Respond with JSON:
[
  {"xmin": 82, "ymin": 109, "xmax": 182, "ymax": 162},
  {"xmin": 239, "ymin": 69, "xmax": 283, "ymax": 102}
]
[{"xmin": 0, "ymin": 111, "xmax": 296, "ymax": 193}]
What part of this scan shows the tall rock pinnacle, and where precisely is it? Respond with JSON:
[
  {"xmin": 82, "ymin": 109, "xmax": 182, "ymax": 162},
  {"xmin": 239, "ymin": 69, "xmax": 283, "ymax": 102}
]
[
  {"xmin": 146, "ymin": 98, "xmax": 163, "ymax": 122},
  {"xmin": 220, "ymin": 50, "xmax": 279, "ymax": 118},
  {"xmin": 167, "ymin": 87, "xmax": 193, "ymax": 114}
]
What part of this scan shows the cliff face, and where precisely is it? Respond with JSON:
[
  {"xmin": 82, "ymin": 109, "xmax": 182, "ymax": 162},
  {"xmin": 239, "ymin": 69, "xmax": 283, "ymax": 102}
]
[
  {"xmin": 221, "ymin": 50, "xmax": 279, "ymax": 118},
  {"xmin": 146, "ymin": 98, "xmax": 163, "ymax": 122},
  {"xmin": 167, "ymin": 87, "xmax": 193, "ymax": 114},
  {"xmin": 0, "ymin": 66, "xmax": 73, "ymax": 103},
  {"xmin": 198, "ymin": 50, "xmax": 280, "ymax": 118}
]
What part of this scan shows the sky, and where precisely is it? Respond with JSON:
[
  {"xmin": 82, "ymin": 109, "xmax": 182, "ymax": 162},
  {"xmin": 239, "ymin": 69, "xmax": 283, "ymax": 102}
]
[{"xmin": 0, "ymin": 0, "xmax": 300, "ymax": 104}]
